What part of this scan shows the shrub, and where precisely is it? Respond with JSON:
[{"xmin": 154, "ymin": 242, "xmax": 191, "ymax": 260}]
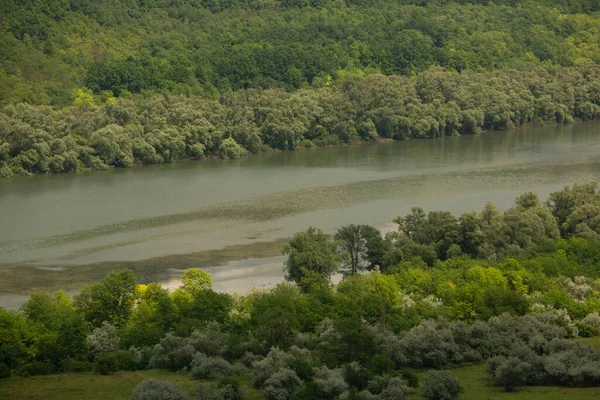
[
  {"xmin": 94, "ymin": 352, "xmax": 120, "ymax": 375},
  {"xmin": 93, "ymin": 350, "xmax": 134, "ymax": 374},
  {"xmin": 380, "ymin": 377, "xmax": 409, "ymax": 400},
  {"xmin": 344, "ymin": 362, "xmax": 372, "ymax": 391},
  {"xmin": 65, "ymin": 358, "xmax": 93, "ymax": 372},
  {"xmin": 313, "ymin": 366, "xmax": 349, "ymax": 399},
  {"xmin": 18, "ymin": 361, "xmax": 55, "ymax": 377},
  {"xmin": 188, "ymin": 322, "xmax": 227, "ymax": 356},
  {"xmin": 149, "ymin": 334, "xmax": 195, "ymax": 371},
  {"xmin": 190, "ymin": 377, "xmax": 247, "ymax": 400},
  {"xmin": 0, "ymin": 363, "xmax": 10, "ymax": 379},
  {"xmin": 190, "ymin": 353, "xmax": 234, "ymax": 380},
  {"xmin": 88, "ymin": 321, "xmax": 119, "ymax": 356},
  {"xmin": 399, "ymin": 370, "xmax": 419, "ymax": 388},
  {"xmin": 263, "ymin": 368, "xmax": 302, "ymax": 400},
  {"xmin": 132, "ymin": 379, "xmax": 187, "ymax": 400},
  {"xmin": 129, "ymin": 346, "xmax": 154, "ymax": 371},
  {"xmin": 419, "ymin": 370, "xmax": 464, "ymax": 400},
  {"xmin": 490, "ymin": 357, "xmax": 531, "ymax": 392},
  {"xmin": 397, "ymin": 319, "xmax": 462, "ymax": 367},
  {"xmin": 251, "ymin": 347, "xmax": 294, "ymax": 388}
]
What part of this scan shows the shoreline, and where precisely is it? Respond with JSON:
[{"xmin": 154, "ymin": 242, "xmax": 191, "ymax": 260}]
[{"xmin": 3, "ymin": 119, "xmax": 598, "ymax": 181}]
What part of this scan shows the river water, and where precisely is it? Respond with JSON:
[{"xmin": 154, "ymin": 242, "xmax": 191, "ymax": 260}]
[{"xmin": 0, "ymin": 123, "xmax": 599, "ymax": 284}]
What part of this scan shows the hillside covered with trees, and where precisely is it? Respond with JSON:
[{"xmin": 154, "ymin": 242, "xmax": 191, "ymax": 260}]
[
  {"xmin": 1, "ymin": 0, "xmax": 600, "ymax": 176},
  {"xmin": 2, "ymin": 184, "xmax": 600, "ymax": 399}
]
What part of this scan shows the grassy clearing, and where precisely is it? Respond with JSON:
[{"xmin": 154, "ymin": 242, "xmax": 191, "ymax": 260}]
[
  {"xmin": 0, "ymin": 239, "xmax": 287, "ymax": 295},
  {"xmin": 576, "ymin": 336, "xmax": 600, "ymax": 350},
  {"xmin": 0, "ymin": 370, "xmax": 197, "ymax": 400},
  {"xmin": 4, "ymin": 362, "xmax": 600, "ymax": 400},
  {"xmin": 0, "ymin": 370, "xmax": 264, "ymax": 400},
  {"xmin": 411, "ymin": 363, "xmax": 600, "ymax": 400}
]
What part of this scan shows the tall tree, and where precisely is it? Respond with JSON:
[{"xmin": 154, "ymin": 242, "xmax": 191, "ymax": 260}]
[
  {"xmin": 283, "ymin": 227, "xmax": 340, "ymax": 287},
  {"xmin": 74, "ymin": 269, "xmax": 137, "ymax": 327},
  {"xmin": 335, "ymin": 224, "xmax": 369, "ymax": 277}
]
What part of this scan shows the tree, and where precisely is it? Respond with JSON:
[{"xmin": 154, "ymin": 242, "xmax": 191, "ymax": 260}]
[
  {"xmin": 74, "ymin": 269, "xmax": 137, "ymax": 327},
  {"xmin": 335, "ymin": 224, "xmax": 369, "ymax": 277},
  {"xmin": 181, "ymin": 269, "xmax": 213, "ymax": 293},
  {"xmin": 22, "ymin": 291, "xmax": 90, "ymax": 367},
  {"xmin": 283, "ymin": 227, "xmax": 340, "ymax": 287}
]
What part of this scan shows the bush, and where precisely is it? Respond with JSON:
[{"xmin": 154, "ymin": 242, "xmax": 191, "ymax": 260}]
[
  {"xmin": 18, "ymin": 361, "xmax": 55, "ymax": 377},
  {"xmin": 93, "ymin": 350, "xmax": 134, "ymax": 375},
  {"xmin": 132, "ymin": 379, "xmax": 187, "ymax": 400},
  {"xmin": 344, "ymin": 362, "xmax": 372, "ymax": 391},
  {"xmin": 88, "ymin": 321, "xmax": 119, "ymax": 356},
  {"xmin": 419, "ymin": 370, "xmax": 464, "ymax": 400},
  {"xmin": 190, "ymin": 353, "xmax": 234, "ymax": 380},
  {"xmin": 65, "ymin": 358, "xmax": 93, "ymax": 372},
  {"xmin": 399, "ymin": 370, "xmax": 419, "ymax": 388},
  {"xmin": 380, "ymin": 377, "xmax": 409, "ymax": 400},
  {"xmin": 129, "ymin": 346, "xmax": 154, "ymax": 371},
  {"xmin": 0, "ymin": 363, "xmax": 10, "ymax": 379},
  {"xmin": 312, "ymin": 366, "xmax": 349, "ymax": 399},
  {"xmin": 190, "ymin": 377, "xmax": 247, "ymax": 400},
  {"xmin": 489, "ymin": 357, "xmax": 531, "ymax": 392},
  {"xmin": 94, "ymin": 352, "xmax": 120, "ymax": 375},
  {"xmin": 264, "ymin": 368, "xmax": 302, "ymax": 400},
  {"xmin": 188, "ymin": 322, "xmax": 227, "ymax": 356},
  {"xmin": 149, "ymin": 334, "xmax": 195, "ymax": 371},
  {"xmin": 251, "ymin": 347, "xmax": 294, "ymax": 388}
]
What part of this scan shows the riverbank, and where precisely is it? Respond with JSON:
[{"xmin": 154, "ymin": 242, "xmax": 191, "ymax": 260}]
[{"xmin": 2, "ymin": 63, "xmax": 600, "ymax": 178}]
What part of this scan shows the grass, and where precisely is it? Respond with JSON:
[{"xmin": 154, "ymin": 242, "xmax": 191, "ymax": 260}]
[
  {"xmin": 576, "ymin": 335, "xmax": 600, "ymax": 350},
  {"xmin": 0, "ymin": 370, "xmax": 197, "ymax": 400},
  {"xmin": 0, "ymin": 370, "xmax": 264, "ymax": 400}
]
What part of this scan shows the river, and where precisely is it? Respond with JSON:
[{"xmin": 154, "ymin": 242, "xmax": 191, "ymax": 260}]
[{"xmin": 1, "ymin": 123, "xmax": 599, "ymax": 305}]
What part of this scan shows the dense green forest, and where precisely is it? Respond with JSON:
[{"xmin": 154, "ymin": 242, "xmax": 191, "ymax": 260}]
[
  {"xmin": 2, "ymin": 0, "xmax": 600, "ymax": 104},
  {"xmin": 2, "ymin": 184, "xmax": 600, "ymax": 399},
  {"xmin": 2, "ymin": 0, "xmax": 600, "ymax": 176}
]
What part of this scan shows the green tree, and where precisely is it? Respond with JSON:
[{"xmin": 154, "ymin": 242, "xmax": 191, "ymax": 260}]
[
  {"xmin": 283, "ymin": 227, "xmax": 340, "ymax": 287},
  {"xmin": 74, "ymin": 269, "xmax": 137, "ymax": 327},
  {"xmin": 335, "ymin": 224, "xmax": 370, "ymax": 277}
]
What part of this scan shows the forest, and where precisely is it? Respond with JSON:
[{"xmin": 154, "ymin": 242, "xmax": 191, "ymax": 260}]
[
  {"xmin": 2, "ymin": 183, "xmax": 600, "ymax": 400},
  {"xmin": 2, "ymin": 0, "xmax": 600, "ymax": 176}
]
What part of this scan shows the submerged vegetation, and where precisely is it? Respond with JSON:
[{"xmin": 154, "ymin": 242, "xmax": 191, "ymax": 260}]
[{"xmin": 2, "ymin": 183, "xmax": 600, "ymax": 399}]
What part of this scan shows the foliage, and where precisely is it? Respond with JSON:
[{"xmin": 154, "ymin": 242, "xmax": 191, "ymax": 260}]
[
  {"xmin": 88, "ymin": 321, "xmax": 119, "ymax": 357},
  {"xmin": 190, "ymin": 353, "xmax": 233, "ymax": 380},
  {"xmin": 4, "ymin": 187, "xmax": 600, "ymax": 392},
  {"xmin": 132, "ymin": 379, "xmax": 187, "ymax": 400},
  {"xmin": 419, "ymin": 370, "xmax": 464, "ymax": 400},
  {"xmin": 264, "ymin": 368, "xmax": 302, "ymax": 400},
  {"xmin": 94, "ymin": 350, "xmax": 134, "ymax": 375},
  {"xmin": 74, "ymin": 269, "xmax": 137, "ymax": 327},
  {"xmin": 283, "ymin": 227, "xmax": 340, "ymax": 287},
  {"xmin": 2, "ymin": 63, "xmax": 600, "ymax": 177}
]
